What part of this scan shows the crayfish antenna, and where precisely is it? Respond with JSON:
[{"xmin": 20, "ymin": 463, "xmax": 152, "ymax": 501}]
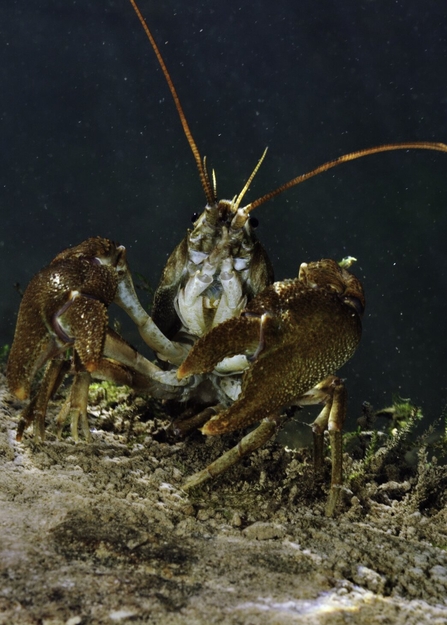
[
  {"xmin": 129, "ymin": 0, "xmax": 216, "ymax": 205},
  {"xmin": 244, "ymin": 141, "xmax": 447, "ymax": 213}
]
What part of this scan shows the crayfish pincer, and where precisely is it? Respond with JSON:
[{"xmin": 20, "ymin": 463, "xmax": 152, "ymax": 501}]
[
  {"xmin": 177, "ymin": 258, "xmax": 365, "ymax": 516},
  {"xmin": 7, "ymin": 237, "xmax": 185, "ymax": 442}
]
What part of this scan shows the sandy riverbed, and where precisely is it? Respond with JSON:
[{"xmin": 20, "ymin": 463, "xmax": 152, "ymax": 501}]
[{"xmin": 1, "ymin": 370, "xmax": 447, "ymax": 625}]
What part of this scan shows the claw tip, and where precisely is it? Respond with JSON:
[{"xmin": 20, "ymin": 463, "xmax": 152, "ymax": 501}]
[
  {"xmin": 201, "ymin": 418, "xmax": 223, "ymax": 436},
  {"xmin": 177, "ymin": 364, "xmax": 189, "ymax": 380}
]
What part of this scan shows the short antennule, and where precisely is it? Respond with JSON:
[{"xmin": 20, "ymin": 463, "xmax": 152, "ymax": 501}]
[
  {"xmin": 129, "ymin": 0, "xmax": 216, "ymax": 205},
  {"xmin": 244, "ymin": 142, "xmax": 447, "ymax": 213},
  {"xmin": 230, "ymin": 149, "xmax": 269, "ymax": 229},
  {"xmin": 234, "ymin": 148, "xmax": 268, "ymax": 212}
]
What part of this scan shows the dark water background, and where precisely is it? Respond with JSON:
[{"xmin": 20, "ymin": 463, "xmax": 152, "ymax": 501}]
[{"xmin": 1, "ymin": 0, "xmax": 447, "ymax": 431}]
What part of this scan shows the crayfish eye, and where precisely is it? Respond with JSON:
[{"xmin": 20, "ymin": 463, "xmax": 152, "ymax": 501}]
[
  {"xmin": 249, "ymin": 216, "xmax": 259, "ymax": 229},
  {"xmin": 191, "ymin": 212, "xmax": 199, "ymax": 223}
]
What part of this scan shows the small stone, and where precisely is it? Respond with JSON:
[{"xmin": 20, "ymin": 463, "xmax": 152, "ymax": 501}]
[
  {"xmin": 242, "ymin": 522, "xmax": 286, "ymax": 541},
  {"xmin": 231, "ymin": 512, "xmax": 242, "ymax": 527},
  {"xmin": 197, "ymin": 508, "xmax": 210, "ymax": 521},
  {"xmin": 181, "ymin": 503, "xmax": 196, "ymax": 516},
  {"xmin": 109, "ymin": 609, "xmax": 138, "ymax": 621}
]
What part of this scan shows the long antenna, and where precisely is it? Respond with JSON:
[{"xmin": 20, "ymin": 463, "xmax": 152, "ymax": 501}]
[
  {"xmin": 129, "ymin": 0, "xmax": 216, "ymax": 205},
  {"xmin": 129, "ymin": 2, "xmax": 446, "ymax": 214},
  {"xmin": 244, "ymin": 142, "xmax": 447, "ymax": 212}
]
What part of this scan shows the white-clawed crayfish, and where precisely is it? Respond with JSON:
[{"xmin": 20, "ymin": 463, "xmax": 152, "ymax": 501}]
[{"xmin": 6, "ymin": 0, "xmax": 447, "ymax": 515}]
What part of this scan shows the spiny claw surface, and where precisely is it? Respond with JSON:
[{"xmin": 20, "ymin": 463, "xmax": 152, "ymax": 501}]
[
  {"xmin": 7, "ymin": 236, "xmax": 183, "ymax": 441},
  {"xmin": 178, "ymin": 259, "xmax": 364, "ymax": 436},
  {"xmin": 7, "ymin": 237, "xmax": 122, "ymax": 401}
]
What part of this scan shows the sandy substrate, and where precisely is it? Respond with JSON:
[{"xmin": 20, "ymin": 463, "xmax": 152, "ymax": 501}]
[{"xmin": 1, "ymin": 369, "xmax": 447, "ymax": 625}]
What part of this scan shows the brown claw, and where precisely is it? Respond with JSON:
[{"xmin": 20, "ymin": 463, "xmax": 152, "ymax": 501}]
[
  {"xmin": 177, "ymin": 314, "xmax": 261, "ymax": 380},
  {"xmin": 180, "ymin": 259, "xmax": 364, "ymax": 514},
  {"xmin": 179, "ymin": 259, "xmax": 363, "ymax": 435},
  {"xmin": 8, "ymin": 236, "xmax": 185, "ymax": 441},
  {"xmin": 7, "ymin": 237, "xmax": 143, "ymax": 440},
  {"xmin": 7, "ymin": 237, "xmax": 122, "ymax": 400}
]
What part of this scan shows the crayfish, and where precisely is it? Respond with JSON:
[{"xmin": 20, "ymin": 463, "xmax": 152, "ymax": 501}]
[{"xmin": 7, "ymin": 0, "xmax": 447, "ymax": 515}]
